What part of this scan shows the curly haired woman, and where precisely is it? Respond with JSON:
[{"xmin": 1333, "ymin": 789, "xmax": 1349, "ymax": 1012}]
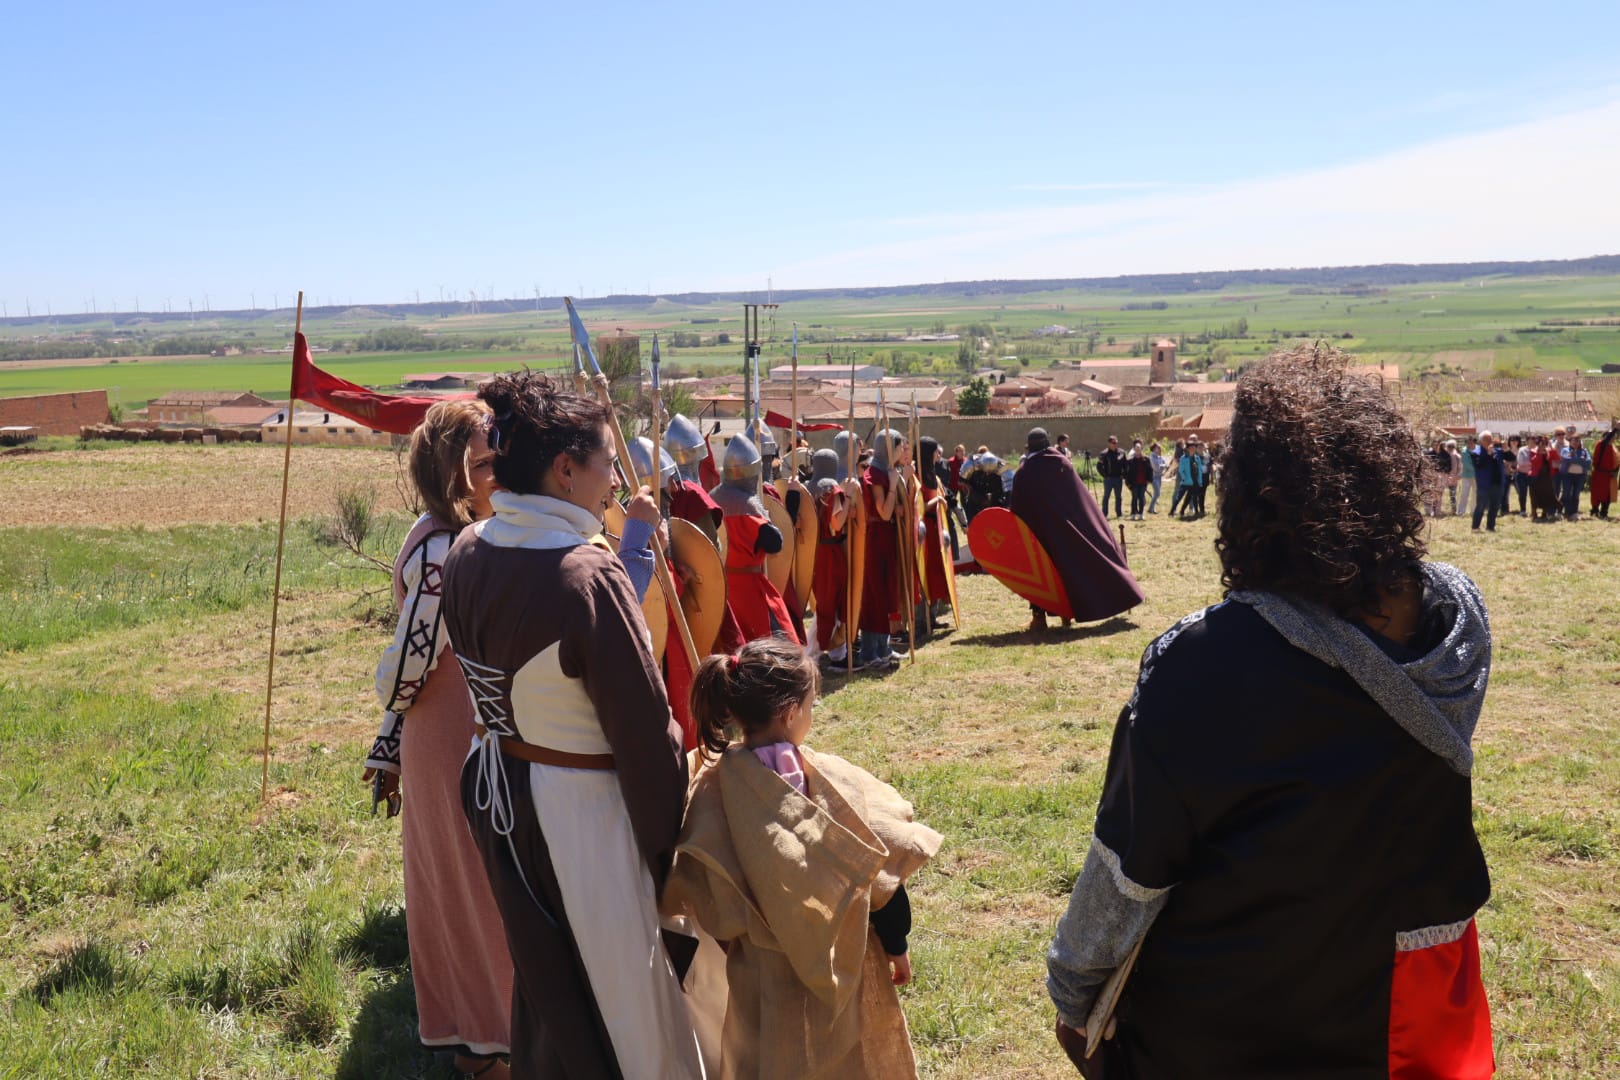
[{"xmin": 1048, "ymin": 344, "xmax": 1495, "ymax": 1079}]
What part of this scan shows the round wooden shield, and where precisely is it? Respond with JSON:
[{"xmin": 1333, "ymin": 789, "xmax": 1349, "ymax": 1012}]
[
  {"xmin": 790, "ymin": 486, "xmax": 819, "ymax": 614},
  {"xmin": 844, "ymin": 487, "xmax": 867, "ymax": 667},
  {"xmin": 669, "ymin": 518, "xmax": 725, "ymax": 656},
  {"xmin": 933, "ymin": 498, "xmax": 963, "ymax": 628},
  {"xmin": 913, "ymin": 483, "xmax": 929, "ymax": 606},
  {"xmin": 643, "ymin": 572, "xmax": 669, "ymax": 665},
  {"xmin": 762, "ymin": 493, "xmax": 795, "ymax": 596},
  {"xmin": 601, "ymin": 500, "xmax": 626, "ymax": 552},
  {"xmin": 966, "ymin": 506, "xmax": 1074, "ymax": 620}
]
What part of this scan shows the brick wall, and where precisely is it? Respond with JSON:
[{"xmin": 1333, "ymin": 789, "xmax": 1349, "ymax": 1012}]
[{"xmin": 0, "ymin": 390, "xmax": 110, "ymax": 436}]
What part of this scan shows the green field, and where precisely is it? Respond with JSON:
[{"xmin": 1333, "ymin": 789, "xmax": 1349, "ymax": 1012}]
[
  {"xmin": 0, "ymin": 445, "xmax": 1616, "ymax": 1077},
  {"xmin": 5, "ymin": 274, "xmax": 1620, "ymax": 410}
]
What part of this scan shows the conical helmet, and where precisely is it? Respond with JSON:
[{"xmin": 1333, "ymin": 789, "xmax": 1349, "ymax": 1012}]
[
  {"xmin": 871, "ymin": 428, "xmax": 905, "ymax": 472},
  {"xmin": 665, "ymin": 414, "xmax": 705, "ymax": 466},
  {"xmin": 810, "ymin": 448, "xmax": 841, "ymax": 496},
  {"xmin": 710, "ymin": 431, "xmax": 766, "ymax": 518},
  {"xmin": 721, "ymin": 431, "xmax": 761, "ymax": 485},
  {"xmin": 664, "ymin": 413, "xmax": 706, "ymax": 484},
  {"xmin": 832, "ymin": 431, "xmax": 855, "ymax": 480},
  {"xmin": 628, "ymin": 436, "xmax": 676, "ymax": 489}
]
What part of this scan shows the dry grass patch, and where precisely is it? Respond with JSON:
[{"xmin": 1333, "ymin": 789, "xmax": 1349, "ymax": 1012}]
[{"xmin": 0, "ymin": 444, "xmax": 410, "ymax": 526}]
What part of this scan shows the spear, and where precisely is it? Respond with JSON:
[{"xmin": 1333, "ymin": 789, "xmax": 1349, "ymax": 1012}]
[
  {"xmin": 847, "ymin": 366, "xmax": 857, "ymax": 677},
  {"xmin": 571, "ymin": 343, "xmax": 588, "ymax": 394},
  {"xmin": 879, "ymin": 384, "xmax": 912, "ymax": 656},
  {"xmin": 566, "ymin": 299, "xmax": 700, "ymax": 672},
  {"xmin": 650, "ymin": 333, "xmax": 663, "ymax": 508},
  {"xmin": 790, "ymin": 323, "xmax": 799, "ymax": 470},
  {"xmin": 750, "ymin": 335, "xmax": 764, "ymax": 499},
  {"xmin": 909, "ymin": 390, "xmax": 920, "ymax": 664}
]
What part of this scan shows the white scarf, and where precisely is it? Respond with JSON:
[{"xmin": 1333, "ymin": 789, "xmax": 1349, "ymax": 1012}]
[{"xmin": 475, "ymin": 491, "xmax": 604, "ymax": 551}]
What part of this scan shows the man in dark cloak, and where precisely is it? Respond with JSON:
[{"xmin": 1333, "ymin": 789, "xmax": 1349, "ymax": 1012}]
[{"xmin": 1011, "ymin": 427, "xmax": 1144, "ymax": 631}]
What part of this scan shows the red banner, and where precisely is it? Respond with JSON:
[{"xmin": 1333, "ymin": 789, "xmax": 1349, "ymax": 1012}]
[
  {"xmin": 290, "ymin": 333, "xmax": 470, "ymax": 435},
  {"xmin": 763, "ymin": 408, "xmax": 844, "ymax": 433}
]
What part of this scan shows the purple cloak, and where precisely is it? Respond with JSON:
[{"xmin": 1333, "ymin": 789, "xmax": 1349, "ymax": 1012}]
[{"xmin": 1010, "ymin": 448, "xmax": 1144, "ymax": 621}]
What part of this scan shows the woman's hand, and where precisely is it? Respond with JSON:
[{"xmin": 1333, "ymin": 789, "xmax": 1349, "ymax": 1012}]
[
  {"xmin": 626, "ymin": 486, "xmax": 660, "ymax": 526},
  {"xmin": 1056, "ymin": 1019, "xmax": 1104, "ymax": 1078},
  {"xmin": 361, "ymin": 767, "xmax": 400, "ymax": 806},
  {"xmin": 888, "ymin": 951, "xmax": 912, "ymax": 986}
]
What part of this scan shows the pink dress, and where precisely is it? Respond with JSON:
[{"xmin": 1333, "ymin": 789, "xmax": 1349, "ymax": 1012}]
[{"xmin": 367, "ymin": 514, "xmax": 513, "ymax": 1056}]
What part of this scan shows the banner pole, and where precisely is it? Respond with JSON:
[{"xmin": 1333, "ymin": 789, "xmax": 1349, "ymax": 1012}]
[
  {"xmin": 847, "ymin": 368, "xmax": 857, "ymax": 677},
  {"xmin": 262, "ymin": 291, "xmax": 302, "ymax": 804}
]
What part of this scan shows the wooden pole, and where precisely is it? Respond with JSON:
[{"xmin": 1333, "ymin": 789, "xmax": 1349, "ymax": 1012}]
[
  {"xmin": 571, "ymin": 344, "xmax": 588, "ymax": 394},
  {"xmin": 790, "ymin": 324, "xmax": 800, "ymax": 470},
  {"xmin": 592, "ymin": 371, "xmax": 701, "ymax": 672},
  {"xmin": 879, "ymin": 386, "xmax": 910, "ymax": 656},
  {"xmin": 261, "ymin": 291, "xmax": 302, "ymax": 804},
  {"xmin": 563, "ymin": 302, "xmax": 701, "ymax": 674},
  {"xmin": 847, "ymin": 370, "xmax": 857, "ymax": 677},
  {"xmin": 649, "ymin": 335, "xmax": 663, "ymax": 506},
  {"xmin": 909, "ymin": 392, "xmax": 920, "ymax": 664}
]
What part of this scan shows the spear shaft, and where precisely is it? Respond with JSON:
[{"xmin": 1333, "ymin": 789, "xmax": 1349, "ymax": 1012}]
[{"xmin": 566, "ymin": 300, "xmax": 700, "ymax": 672}]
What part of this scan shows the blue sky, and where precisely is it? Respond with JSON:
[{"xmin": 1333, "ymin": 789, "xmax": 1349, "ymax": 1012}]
[{"xmin": 4, "ymin": 1, "xmax": 1619, "ymax": 314}]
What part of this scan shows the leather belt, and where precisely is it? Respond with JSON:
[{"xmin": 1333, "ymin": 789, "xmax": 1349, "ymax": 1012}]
[
  {"xmin": 818, "ymin": 536, "xmax": 845, "ymax": 545},
  {"xmin": 726, "ymin": 564, "xmax": 766, "ymax": 575},
  {"xmin": 477, "ymin": 726, "xmax": 615, "ymax": 770}
]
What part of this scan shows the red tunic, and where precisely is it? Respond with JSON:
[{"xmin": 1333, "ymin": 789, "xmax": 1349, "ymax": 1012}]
[
  {"xmin": 721, "ymin": 513, "xmax": 801, "ymax": 645},
  {"xmin": 810, "ymin": 489, "xmax": 850, "ymax": 652},
  {"xmin": 761, "ymin": 481, "xmax": 808, "ymax": 641},
  {"xmin": 665, "ymin": 480, "xmax": 728, "ymax": 748},
  {"xmin": 859, "ymin": 467, "xmax": 901, "ymax": 635},
  {"xmin": 662, "ymin": 567, "xmax": 698, "ymax": 751},
  {"xmin": 669, "ymin": 481, "xmax": 722, "ymax": 533},
  {"xmin": 699, "ymin": 437, "xmax": 720, "ymax": 491},
  {"xmin": 1591, "ymin": 438, "xmax": 1619, "ymax": 507}
]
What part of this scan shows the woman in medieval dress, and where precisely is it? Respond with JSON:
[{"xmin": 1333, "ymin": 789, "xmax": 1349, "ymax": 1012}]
[
  {"xmin": 362, "ymin": 400, "xmax": 513, "ymax": 1079},
  {"xmin": 439, "ymin": 370, "xmax": 703, "ymax": 1079}
]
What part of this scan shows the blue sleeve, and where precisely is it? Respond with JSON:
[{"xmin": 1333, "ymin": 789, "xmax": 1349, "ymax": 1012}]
[{"xmin": 617, "ymin": 516, "xmax": 656, "ymax": 603}]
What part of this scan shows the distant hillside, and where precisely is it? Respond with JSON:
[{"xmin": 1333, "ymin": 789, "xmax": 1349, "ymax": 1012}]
[{"xmin": 5, "ymin": 254, "xmax": 1619, "ymax": 330}]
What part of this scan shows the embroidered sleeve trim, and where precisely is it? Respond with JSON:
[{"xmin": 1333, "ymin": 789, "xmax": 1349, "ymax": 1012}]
[
  {"xmin": 363, "ymin": 710, "xmax": 403, "ymax": 774},
  {"xmin": 378, "ymin": 534, "xmax": 448, "ymax": 713},
  {"xmin": 1093, "ymin": 835, "xmax": 1172, "ymax": 902},
  {"xmin": 1395, "ymin": 917, "xmax": 1473, "ymax": 952}
]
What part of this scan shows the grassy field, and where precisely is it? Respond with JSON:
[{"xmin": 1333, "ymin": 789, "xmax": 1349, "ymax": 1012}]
[
  {"xmin": 4, "ymin": 274, "xmax": 1620, "ymax": 410},
  {"xmin": 0, "ymin": 444, "xmax": 1617, "ymax": 1078}
]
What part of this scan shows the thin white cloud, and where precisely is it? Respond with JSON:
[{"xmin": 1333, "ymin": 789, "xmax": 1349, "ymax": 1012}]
[{"xmin": 749, "ymin": 97, "xmax": 1620, "ymax": 289}]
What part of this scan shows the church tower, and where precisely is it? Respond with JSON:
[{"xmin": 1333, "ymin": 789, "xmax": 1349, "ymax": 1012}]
[{"xmin": 1150, "ymin": 338, "xmax": 1178, "ymax": 384}]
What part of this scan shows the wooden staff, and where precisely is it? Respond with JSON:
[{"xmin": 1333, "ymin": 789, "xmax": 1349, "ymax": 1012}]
[
  {"xmin": 571, "ymin": 343, "xmax": 588, "ymax": 394},
  {"xmin": 650, "ymin": 334, "xmax": 663, "ymax": 503},
  {"xmin": 880, "ymin": 386, "xmax": 912, "ymax": 656},
  {"xmin": 846, "ymin": 369, "xmax": 857, "ymax": 677},
  {"xmin": 567, "ymin": 301, "xmax": 700, "ymax": 672},
  {"xmin": 909, "ymin": 391, "xmax": 920, "ymax": 665},
  {"xmin": 261, "ymin": 291, "xmax": 303, "ymax": 803},
  {"xmin": 790, "ymin": 323, "xmax": 799, "ymax": 471}
]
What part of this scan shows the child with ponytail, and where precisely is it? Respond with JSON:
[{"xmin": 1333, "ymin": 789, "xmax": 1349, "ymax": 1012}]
[{"xmin": 664, "ymin": 637, "xmax": 941, "ymax": 1079}]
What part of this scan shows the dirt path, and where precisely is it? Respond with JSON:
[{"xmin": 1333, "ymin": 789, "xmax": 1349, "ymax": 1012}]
[{"xmin": 1, "ymin": 445, "xmax": 411, "ymax": 526}]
